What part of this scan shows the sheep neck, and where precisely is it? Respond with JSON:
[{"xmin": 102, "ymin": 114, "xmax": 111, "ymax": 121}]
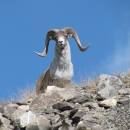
[{"xmin": 50, "ymin": 42, "xmax": 73, "ymax": 80}]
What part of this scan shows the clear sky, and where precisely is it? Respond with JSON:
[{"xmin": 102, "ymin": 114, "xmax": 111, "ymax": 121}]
[{"xmin": 0, "ymin": 1, "xmax": 130, "ymax": 99}]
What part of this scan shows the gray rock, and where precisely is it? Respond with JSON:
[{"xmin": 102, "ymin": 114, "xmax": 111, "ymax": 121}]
[
  {"xmin": 52, "ymin": 102, "xmax": 75, "ymax": 111},
  {"xmin": 52, "ymin": 121, "xmax": 62, "ymax": 130},
  {"xmin": 57, "ymin": 88, "xmax": 81, "ymax": 101},
  {"xmin": 3, "ymin": 103, "xmax": 19, "ymax": 119},
  {"xmin": 82, "ymin": 102, "xmax": 99, "ymax": 109},
  {"xmin": 58, "ymin": 118, "xmax": 75, "ymax": 130},
  {"xmin": 30, "ymin": 88, "xmax": 81, "ymax": 110},
  {"xmin": 59, "ymin": 110, "xmax": 70, "ymax": 120},
  {"xmin": 0, "ymin": 113, "xmax": 14, "ymax": 130},
  {"xmin": 68, "ymin": 94, "xmax": 90, "ymax": 104},
  {"xmin": 76, "ymin": 120, "xmax": 101, "ymax": 130},
  {"xmin": 92, "ymin": 124, "xmax": 103, "ymax": 130},
  {"xmin": 15, "ymin": 111, "xmax": 36, "ymax": 128},
  {"xmin": 82, "ymin": 111, "xmax": 104, "ymax": 124},
  {"xmin": 58, "ymin": 118, "xmax": 73, "ymax": 130},
  {"xmin": 118, "ymin": 88, "xmax": 130, "ymax": 95},
  {"xmin": 11, "ymin": 108, "xmax": 26, "ymax": 120},
  {"xmin": 26, "ymin": 115, "xmax": 51, "ymax": 130},
  {"xmin": 117, "ymin": 98, "xmax": 130, "ymax": 104},
  {"xmin": 69, "ymin": 108, "xmax": 78, "ymax": 118},
  {"xmin": 97, "ymin": 74, "xmax": 125, "ymax": 99},
  {"xmin": 72, "ymin": 107, "xmax": 89, "ymax": 124},
  {"xmin": 30, "ymin": 92, "xmax": 63, "ymax": 110},
  {"xmin": 51, "ymin": 114, "xmax": 60, "ymax": 124},
  {"xmin": 12, "ymin": 101, "xmax": 29, "ymax": 105},
  {"xmin": 18, "ymin": 105, "xmax": 29, "ymax": 111},
  {"xmin": 44, "ymin": 106, "xmax": 59, "ymax": 114},
  {"xmin": 42, "ymin": 113, "xmax": 54, "ymax": 120}
]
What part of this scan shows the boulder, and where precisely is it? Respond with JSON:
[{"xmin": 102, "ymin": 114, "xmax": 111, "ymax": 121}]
[
  {"xmin": 26, "ymin": 115, "xmax": 51, "ymax": 130},
  {"xmin": 30, "ymin": 88, "xmax": 81, "ymax": 110},
  {"xmin": 11, "ymin": 108, "xmax": 26, "ymax": 120},
  {"xmin": 97, "ymin": 74, "xmax": 125, "ymax": 99},
  {"xmin": 0, "ymin": 112, "xmax": 14, "ymax": 130},
  {"xmin": 15, "ymin": 111, "xmax": 36, "ymax": 128},
  {"xmin": 3, "ymin": 103, "xmax": 19, "ymax": 119}
]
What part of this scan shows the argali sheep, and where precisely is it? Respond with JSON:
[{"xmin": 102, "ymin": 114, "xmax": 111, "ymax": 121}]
[{"xmin": 34, "ymin": 27, "xmax": 90, "ymax": 95}]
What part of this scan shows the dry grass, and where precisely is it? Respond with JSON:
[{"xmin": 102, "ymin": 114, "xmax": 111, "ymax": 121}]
[
  {"xmin": 116, "ymin": 69, "xmax": 130, "ymax": 87},
  {"xmin": 8, "ymin": 84, "xmax": 36, "ymax": 103},
  {"xmin": 70, "ymin": 73, "xmax": 98, "ymax": 91}
]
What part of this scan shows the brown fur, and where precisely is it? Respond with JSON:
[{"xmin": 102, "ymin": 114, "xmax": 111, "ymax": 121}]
[{"xmin": 36, "ymin": 68, "xmax": 70, "ymax": 95}]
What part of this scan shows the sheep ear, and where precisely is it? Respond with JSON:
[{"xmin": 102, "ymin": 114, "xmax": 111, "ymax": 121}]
[{"xmin": 67, "ymin": 34, "xmax": 72, "ymax": 38}]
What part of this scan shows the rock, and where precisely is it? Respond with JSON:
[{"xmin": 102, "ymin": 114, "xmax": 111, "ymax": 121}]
[
  {"xmin": 76, "ymin": 121, "xmax": 102, "ymax": 130},
  {"xmin": 52, "ymin": 102, "xmax": 75, "ymax": 111},
  {"xmin": 0, "ymin": 113, "xmax": 14, "ymax": 130},
  {"xmin": 51, "ymin": 114, "xmax": 60, "ymax": 124},
  {"xmin": 59, "ymin": 110, "xmax": 70, "ymax": 120},
  {"xmin": 44, "ymin": 106, "xmax": 59, "ymax": 114},
  {"xmin": 82, "ymin": 111, "xmax": 104, "ymax": 124},
  {"xmin": 97, "ymin": 74, "xmax": 125, "ymax": 99},
  {"xmin": 30, "ymin": 92, "xmax": 63, "ymax": 110},
  {"xmin": 99, "ymin": 98, "xmax": 117, "ymax": 108},
  {"xmin": 92, "ymin": 124, "xmax": 103, "ymax": 130},
  {"xmin": 72, "ymin": 107, "xmax": 89, "ymax": 124},
  {"xmin": 83, "ymin": 102, "xmax": 99, "ymax": 109},
  {"xmin": 68, "ymin": 94, "xmax": 91, "ymax": 104},
  {"xmin": 26, "ymin": 115, "xmax": 51, "ymax": 130},
  {"xmin": 118, "ymin": 88, "xmax": 130, "ymax": 95},
  {"xmin": 18, "ymin": 105, "xmax": 29, "ymax": 111},
  {"xmin": 3, "ymin": 103, "xmax": 19, "ymax": 119},
  {"xmin": 59, "ymin": 118, "xmax": 73, "ymax": 130},
  {"xmin": 42, "ymin": 113, "xmax": 54, "ymax": 120},
  {"xmin": 52, "ymin": 121, "xmax": 62, "ymax": 130},
  {"xmin": 0, "ymin": 73, "xmax": 130, "ymax": 130},
  {"xmin": 58, "ymin": 118, "xmax": 75, "ymax": 130},
  {"xmin": 15, "ymin": 111, "xmax": 36, "ymax": 128},
  {"xmin": 57, "ymin": 88, "xmax": 81, "ymax": 101},
  {"xmin": 30, "ymin": 88, "xmax": 81, "ymax": 110},
  {"xmin": 117, "ymin": 98, "xmax": 130, "ymax": 104},
  {"xmin": 11, "ymin": 108, "xmax": 26, "ymax": 120},
  {"xmin": 117, "ymin": 75, "xmax": 130, "ymax": 85},
  {"xmin": 69, "ymin": 108, "xmax": 78, "ymax": 118},
  {"xmin": 12, "ymin": 101, "xmax": 29, "ymax": 105}
]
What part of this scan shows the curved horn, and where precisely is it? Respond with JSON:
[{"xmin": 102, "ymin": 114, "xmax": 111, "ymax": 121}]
[
  {"xmin": 34, "ymin": 29, "xmax": 59, "ymax": 57},
  {"xmin": 62, "ymin": 27, "xmax": 91, "ymax": 51}
]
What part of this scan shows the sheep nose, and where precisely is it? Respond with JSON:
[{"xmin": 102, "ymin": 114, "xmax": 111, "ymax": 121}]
[{"xmin": 59, "ymin": 41, "xmax": 63, "ymax": 44}]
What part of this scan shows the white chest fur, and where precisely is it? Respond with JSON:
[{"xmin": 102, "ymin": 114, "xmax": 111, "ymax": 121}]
[{"xmin": 50, "ymin": 43, "xmax": 74, "ymax": 80}]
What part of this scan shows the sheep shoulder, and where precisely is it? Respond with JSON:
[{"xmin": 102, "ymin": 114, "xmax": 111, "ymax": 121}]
[{"xmin": 36, "ymin": 67, "xmax": 71, "ymax": 95}]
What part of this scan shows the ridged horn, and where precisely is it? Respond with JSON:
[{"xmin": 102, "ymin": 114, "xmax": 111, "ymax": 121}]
[
  {"xmin": 62, "ymin": 27, "xmax": 91, "ymax": 51},
  {"xmin": 34, "ymin": 29, "xmax": 59, "ymax": 57}
]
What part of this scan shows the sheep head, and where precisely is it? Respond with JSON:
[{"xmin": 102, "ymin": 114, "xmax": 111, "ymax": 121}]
[{"xmin": 34, "ymin": 27, "xmax": 91, "ymax": 56}]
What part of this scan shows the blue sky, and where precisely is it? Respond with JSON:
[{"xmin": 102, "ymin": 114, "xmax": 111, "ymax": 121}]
[{"xmin": 0, "ymin": 1, "xmax": 130, "ymax": 99}]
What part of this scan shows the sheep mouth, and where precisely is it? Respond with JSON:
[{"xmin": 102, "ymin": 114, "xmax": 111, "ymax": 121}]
[{"xmin": 59, "ymin": 44, "xmax": 65, "ymax": 49}]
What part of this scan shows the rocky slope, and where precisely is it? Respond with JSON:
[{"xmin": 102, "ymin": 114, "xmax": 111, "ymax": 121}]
[{"xmin": 0, "ymin": 74, "xmax": 130, "ymax": 130}]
